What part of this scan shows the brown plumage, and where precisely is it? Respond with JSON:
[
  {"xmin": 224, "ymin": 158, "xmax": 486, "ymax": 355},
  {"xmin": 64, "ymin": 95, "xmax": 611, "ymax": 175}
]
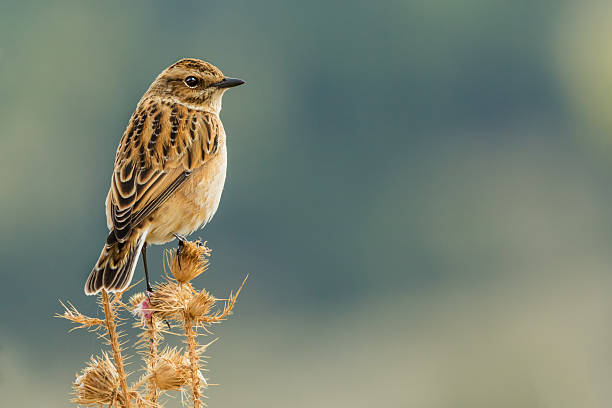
[{"xmin": 85, "ymin": 58, "xmax": 244, "ymax": 295}]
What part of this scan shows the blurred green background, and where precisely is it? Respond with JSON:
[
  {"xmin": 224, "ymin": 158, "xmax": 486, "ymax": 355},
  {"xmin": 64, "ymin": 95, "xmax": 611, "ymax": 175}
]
[{"xmin": 2, "ymin": 0, "xmax": 612, "ymax": 406}]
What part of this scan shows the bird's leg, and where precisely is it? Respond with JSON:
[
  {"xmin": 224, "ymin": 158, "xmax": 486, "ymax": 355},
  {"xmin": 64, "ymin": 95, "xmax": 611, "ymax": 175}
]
[
  {"xmin": 141, "ymin": 244, "xmax": 170, "ymax": 330},
  {"xmin": 142, "ymin": 243, "xmax": 153, "ymax": 293},
  {"xmin": 173, "ymin": 233, "xmax": 187, "ymax": 268},
  {"xmin": 141, "ymin": 243, "xmax": 158, "ymax": 331}
]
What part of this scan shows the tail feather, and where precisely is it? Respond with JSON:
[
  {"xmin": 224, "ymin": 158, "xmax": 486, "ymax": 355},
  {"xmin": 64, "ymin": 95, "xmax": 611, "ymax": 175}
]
[{"xmin": 85, "ymin": 229, "xmax": 148, "ymax": 295}]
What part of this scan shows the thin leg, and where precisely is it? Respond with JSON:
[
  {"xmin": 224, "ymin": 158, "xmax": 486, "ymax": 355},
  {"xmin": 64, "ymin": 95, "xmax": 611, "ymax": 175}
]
[
  {"xmin": 141, "ymin": 244, "xmax": 157, "ymax": 332},
  {"xmin": 173, "ymin": 233, "xmax": 186, "ymax": 268},
  {"xmin": 142, "ymin": 243, "xmax": 153, "ymax": 293}
]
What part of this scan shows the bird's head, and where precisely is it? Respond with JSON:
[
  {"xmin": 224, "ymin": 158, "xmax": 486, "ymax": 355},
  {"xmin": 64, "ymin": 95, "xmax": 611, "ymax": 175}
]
[{"xmin": 146, "ymin": 58, "xmax": 244, "ymax": 114}]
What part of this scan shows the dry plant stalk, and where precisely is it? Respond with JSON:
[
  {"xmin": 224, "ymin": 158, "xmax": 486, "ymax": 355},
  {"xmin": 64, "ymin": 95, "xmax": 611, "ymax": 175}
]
[
  {"xmin": 58, "ymin": 240, "xmax": 245, "ymax": 408},
  {"xmin": 130, "ymin": 291, "xmax": 161, "ymax": 404},
  {"xmin": 149, "ymin": 241, "xmax": 246, "ymax": 407},
  {"xmin": 101, "ymin": 290, "xmax": 132, "ymax": 408}
]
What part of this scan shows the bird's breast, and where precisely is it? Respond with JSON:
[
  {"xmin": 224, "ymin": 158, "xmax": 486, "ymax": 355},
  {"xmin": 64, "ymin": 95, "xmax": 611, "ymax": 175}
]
[{"xmin": 146, "ymin": 145, "xmax": 227, "ymax": 244}]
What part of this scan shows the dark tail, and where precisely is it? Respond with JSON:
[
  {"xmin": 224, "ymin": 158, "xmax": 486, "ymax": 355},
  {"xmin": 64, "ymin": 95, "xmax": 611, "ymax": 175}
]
[{"xmin": 85, "ymin": 229, "xmax": 148, "ymax": 295}]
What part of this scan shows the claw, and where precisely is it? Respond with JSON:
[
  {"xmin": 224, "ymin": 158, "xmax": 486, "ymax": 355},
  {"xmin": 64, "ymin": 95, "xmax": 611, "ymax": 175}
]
[{"xmin": 174, "ymin": 234, "xmax": 186, "ymax": 268}]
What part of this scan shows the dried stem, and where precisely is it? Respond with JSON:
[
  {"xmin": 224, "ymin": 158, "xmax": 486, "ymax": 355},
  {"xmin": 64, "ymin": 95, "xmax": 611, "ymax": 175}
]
[
  {"xmin": 61, "ymin": 240, "xmax": 244, "ymax": 408},
  {"xmin": 101, "ymin": 289, "xmax": 132, "ymax": 408},
  {"xmin": 57, "ymin": 300, "xmax": 104, "ymax": 331},
  {"xmin": 183, "ymin": 316, "xmax": 202, "ymax": 408},
  {"xmin": 146, "ymin": 319, "xmax": 160, "ymax": 404}
]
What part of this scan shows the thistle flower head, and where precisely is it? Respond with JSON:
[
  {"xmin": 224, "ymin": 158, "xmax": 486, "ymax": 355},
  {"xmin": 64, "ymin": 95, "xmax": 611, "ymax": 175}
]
[
  {"xmin": 149, "ymin": 281, "xmax": 194, "ymax": 320},
  {"xmin": 59, "ymin": 238, "xmax": 245, "ymax": 408},
  {"xmin": 151, "ymin": 347, "xmax": 191, "ymax": 390},
  {"xmin": 73, "ymin": 354, "xmax": 122, "ymax": 406},
  {"xmin": 129, "ymin": 292, "xmax": 154, "ymax": 324},
  {"xmin": 187, "ymin": 289, "xmax": 216, "ymax": 322},
  {"xmin": 169, "ymin": 240, "xmax": 211, "ymax": 283}
]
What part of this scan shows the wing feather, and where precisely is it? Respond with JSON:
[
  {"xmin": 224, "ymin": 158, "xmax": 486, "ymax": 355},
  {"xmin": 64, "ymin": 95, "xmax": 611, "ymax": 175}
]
[{"xmin": 107, "ymin": 100, "xmax": 221, "ymax": 242}]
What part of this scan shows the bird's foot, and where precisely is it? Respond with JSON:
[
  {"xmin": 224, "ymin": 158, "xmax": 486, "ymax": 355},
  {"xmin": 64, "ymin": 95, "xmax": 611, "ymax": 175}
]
[
  {"xmin": 174, "ymin": 233, "xmax": 187, "ymax": 268},
  {"xmin": 143, "ymin": 290, "xmax": 170, "ymax": 330}
]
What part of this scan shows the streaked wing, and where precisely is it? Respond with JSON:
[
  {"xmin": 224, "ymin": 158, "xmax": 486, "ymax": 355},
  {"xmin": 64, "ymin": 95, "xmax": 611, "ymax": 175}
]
[{"xmin": 108, "ymin": 100, "xmax": 222, "ymax": 242}]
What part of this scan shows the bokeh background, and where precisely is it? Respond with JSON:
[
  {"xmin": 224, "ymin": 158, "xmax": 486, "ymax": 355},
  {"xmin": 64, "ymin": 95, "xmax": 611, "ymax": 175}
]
[{"xmin": 2, "ymin": 0, "xmax": 612, "ymax": 406}]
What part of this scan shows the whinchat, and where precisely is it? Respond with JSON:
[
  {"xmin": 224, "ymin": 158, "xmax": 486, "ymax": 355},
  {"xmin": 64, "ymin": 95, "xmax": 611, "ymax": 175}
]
[{"xmin": 85, "ymin": 58, "xmax": 244, "ymax": 295}]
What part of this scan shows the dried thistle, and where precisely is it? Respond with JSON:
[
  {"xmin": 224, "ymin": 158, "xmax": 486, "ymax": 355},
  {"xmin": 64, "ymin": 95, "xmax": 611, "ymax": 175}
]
[
  {"xmin": 131, "ymin": 293, "xmax": 164, "ymax": 405},
  {"xmin": 101, "ymin": 289, "xmax": 132, "ymax": 408},
  {"xmin": 187, "ymin": 289, "xmax": 216, "ymax": 322},
  {"xmin": 57, "ymin": 301, "xmax": 104, "ymax": 331},
  {"xmin": 73, "ymin": 353, "xmax": 122, "ymax": 406},
  {"xmin": 183, "ymin": 318, "xmax": 202, "ymax": 407},
  {"xmin": 149, "ymin": 281, "xmax": 194, "ymax": 320},
  {"xmin": 168, "ymin": 240, "xmax": 211, "ymax": 283},
  {"xmin": 150, "ymin": 347, "xmax": 192, "ymax": 391},
  {"xmin": 130, "ymin": 292, "xmax": 154, "ymax": 326},
  {"xmin": 201, "ymin": 276, "xmax": 247, "ymax": 324},
  {"xmin": 60, "ymin": 240, "xmax": 245, "ymax": 408}
]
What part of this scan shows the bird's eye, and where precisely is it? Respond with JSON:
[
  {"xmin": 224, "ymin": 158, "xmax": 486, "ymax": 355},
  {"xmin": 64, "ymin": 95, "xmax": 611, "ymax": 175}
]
[{"xmin": 184, "ymin": 76, "xmax": 199, "ymax": 88}]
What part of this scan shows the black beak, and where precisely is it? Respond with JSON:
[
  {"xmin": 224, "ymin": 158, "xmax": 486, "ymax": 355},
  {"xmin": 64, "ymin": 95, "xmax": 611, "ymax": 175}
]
[{"xmin": 212, "ymin": 77, "xmax": 245, "ymax": 88}]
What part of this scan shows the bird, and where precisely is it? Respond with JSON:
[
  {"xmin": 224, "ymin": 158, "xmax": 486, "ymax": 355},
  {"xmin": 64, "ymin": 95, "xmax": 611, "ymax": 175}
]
[{"xmin": 85, "ymin": 58, "xmax": 244, "ymax": 295}]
